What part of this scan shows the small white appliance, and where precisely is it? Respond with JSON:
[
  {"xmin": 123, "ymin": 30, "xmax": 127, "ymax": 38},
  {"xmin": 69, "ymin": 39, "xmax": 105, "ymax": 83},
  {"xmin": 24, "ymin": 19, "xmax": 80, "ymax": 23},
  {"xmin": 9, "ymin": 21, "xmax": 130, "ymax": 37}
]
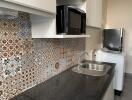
[{"xmin": 95, "ymin": 50, "xmax": 125, "ymax": 95}]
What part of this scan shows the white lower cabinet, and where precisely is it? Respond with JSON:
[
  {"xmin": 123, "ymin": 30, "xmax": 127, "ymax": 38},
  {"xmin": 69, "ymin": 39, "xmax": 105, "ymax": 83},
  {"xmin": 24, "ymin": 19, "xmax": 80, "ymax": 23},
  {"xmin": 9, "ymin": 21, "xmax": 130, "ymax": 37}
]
[{"xmin": 102, "ymin": 79, "xmax": 114, "ymax": 100}]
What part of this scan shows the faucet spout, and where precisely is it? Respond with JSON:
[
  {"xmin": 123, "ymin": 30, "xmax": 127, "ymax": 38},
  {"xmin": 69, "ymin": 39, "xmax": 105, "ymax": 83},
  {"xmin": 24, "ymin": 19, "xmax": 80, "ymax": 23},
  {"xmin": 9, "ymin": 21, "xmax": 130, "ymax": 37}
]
[{"xmin": 78, "ymin": 51, "xmax": 89, "ymax": 69}]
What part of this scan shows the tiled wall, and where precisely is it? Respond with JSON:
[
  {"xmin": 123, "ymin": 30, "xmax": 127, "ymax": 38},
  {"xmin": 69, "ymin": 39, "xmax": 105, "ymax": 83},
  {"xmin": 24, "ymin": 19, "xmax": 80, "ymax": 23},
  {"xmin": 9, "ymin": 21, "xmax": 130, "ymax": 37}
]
[{"xmin": 0, "ymin": 12, "xmax": 85, "ymax": 100}]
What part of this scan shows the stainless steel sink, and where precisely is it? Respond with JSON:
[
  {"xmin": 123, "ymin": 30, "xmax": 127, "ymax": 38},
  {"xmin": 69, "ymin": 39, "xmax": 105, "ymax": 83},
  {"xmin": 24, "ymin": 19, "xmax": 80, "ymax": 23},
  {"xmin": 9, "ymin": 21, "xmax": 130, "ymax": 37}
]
[{"xmin": 72, "ymin": 63, "xmax": 111, "ymax": 76}]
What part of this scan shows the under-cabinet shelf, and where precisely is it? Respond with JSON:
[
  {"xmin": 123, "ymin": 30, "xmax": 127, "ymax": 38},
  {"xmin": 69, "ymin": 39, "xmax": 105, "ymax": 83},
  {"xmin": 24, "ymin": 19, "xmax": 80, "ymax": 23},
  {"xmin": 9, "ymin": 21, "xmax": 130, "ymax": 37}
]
[{"xmin": 32, "ymin": 35, "xmax": 90, "ymax": 38}]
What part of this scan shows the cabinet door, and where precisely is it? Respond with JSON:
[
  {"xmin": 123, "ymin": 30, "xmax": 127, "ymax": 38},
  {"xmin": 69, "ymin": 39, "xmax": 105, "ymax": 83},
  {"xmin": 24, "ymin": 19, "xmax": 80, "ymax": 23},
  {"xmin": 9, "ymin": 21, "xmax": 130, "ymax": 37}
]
[
  {"xmin": 5, "ymin": 0, "xmax": 56, "ymax": 13},
  {"xmin": 86, "ymin": 0, "xmax": 102, "ymax": 28}
]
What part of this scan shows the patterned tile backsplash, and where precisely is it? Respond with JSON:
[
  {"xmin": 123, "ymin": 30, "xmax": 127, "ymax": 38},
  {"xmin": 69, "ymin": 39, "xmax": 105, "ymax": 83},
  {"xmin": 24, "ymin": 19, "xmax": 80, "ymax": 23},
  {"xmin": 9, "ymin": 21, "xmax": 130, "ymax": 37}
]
[{"xmin": 0, "ymin": 12, "xmax": 85, "ymax": 100}]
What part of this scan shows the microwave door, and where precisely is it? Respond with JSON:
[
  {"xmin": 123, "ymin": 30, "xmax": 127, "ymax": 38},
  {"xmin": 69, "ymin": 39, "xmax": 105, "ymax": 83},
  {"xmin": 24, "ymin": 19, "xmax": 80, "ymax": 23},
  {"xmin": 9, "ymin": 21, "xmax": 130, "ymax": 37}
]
[{"xmin": 68, "ymin": 10, "xmax": 82, "ymax": 35}]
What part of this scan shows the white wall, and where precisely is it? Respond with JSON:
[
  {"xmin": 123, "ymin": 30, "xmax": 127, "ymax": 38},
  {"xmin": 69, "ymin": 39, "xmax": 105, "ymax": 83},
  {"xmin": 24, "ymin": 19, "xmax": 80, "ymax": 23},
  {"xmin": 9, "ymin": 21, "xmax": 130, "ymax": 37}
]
[{"xmin": 106, "ymin": 0, "xmax": 132, "ymax": 74}]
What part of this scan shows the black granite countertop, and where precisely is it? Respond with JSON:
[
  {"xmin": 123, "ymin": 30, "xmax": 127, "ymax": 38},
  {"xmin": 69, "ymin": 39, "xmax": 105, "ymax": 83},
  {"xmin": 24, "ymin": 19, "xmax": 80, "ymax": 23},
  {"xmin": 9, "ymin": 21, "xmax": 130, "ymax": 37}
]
[{"xmin": 10, "ymin": 60, "xmax": 115, "ymax": 100}]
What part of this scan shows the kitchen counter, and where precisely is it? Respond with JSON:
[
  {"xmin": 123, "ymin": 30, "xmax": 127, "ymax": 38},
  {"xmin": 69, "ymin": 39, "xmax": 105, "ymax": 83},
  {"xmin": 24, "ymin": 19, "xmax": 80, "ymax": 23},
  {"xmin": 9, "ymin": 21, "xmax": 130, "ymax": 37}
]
[{"xmin": 10, "ymin": 61, "xmax": 115, "ymax": 100}]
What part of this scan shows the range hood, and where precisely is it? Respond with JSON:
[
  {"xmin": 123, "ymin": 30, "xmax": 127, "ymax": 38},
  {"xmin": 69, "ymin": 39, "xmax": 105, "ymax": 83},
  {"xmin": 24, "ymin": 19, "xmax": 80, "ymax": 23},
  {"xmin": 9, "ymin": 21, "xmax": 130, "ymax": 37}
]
[{"xmin": 0, "ymin": 8, "xmax": 18, "ymax": 19}]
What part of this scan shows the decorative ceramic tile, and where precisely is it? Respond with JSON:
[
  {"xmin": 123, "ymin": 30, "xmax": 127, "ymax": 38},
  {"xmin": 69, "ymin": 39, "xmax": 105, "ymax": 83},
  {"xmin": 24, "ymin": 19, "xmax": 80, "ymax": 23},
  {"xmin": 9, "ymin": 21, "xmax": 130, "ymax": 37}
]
[
  {"xmin": 2, "ymin": 56, "xmax": 22, "ymax": 78},
  {"xmin": 0, "ymin": 12, "xmax": 85, "ymax": 100}
]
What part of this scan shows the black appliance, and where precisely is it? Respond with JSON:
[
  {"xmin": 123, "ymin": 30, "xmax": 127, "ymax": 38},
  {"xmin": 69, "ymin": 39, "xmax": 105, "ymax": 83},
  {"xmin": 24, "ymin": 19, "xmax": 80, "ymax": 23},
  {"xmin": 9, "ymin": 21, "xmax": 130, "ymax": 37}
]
[
  {"xmin": 103, "ymin": 28, "xmax": 123, "ymax": 52},
  {"xmin": 56, "ymin": 5, "xmax": 86, "ymax": 35}
]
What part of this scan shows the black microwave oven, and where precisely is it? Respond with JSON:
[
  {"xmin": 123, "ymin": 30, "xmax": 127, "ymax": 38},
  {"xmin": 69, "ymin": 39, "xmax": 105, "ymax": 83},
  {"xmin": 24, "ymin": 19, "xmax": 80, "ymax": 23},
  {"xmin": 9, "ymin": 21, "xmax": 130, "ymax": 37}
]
[{"xmin": 56, "ymin": 5, "xmax": 86, "ymax": 35}]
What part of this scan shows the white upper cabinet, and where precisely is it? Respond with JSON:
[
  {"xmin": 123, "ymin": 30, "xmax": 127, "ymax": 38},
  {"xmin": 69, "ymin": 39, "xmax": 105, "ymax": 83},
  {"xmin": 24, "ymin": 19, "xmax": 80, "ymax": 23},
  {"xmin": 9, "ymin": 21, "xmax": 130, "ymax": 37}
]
[
  {"xmin": 86, "ymin": 0, "xmax": 106, "ymax": 28},
  {"xmin": 5, "ymin": 0, "xmax": 56, "ymax": 14}
]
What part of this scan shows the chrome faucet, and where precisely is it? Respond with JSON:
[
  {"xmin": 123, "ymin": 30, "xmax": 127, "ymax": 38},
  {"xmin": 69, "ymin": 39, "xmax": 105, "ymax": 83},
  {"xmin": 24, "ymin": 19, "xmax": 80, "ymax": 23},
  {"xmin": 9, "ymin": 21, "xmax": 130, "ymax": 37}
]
[{"xmin": 78, "ymin": 51, "xmax": 89, "ymax": 69}]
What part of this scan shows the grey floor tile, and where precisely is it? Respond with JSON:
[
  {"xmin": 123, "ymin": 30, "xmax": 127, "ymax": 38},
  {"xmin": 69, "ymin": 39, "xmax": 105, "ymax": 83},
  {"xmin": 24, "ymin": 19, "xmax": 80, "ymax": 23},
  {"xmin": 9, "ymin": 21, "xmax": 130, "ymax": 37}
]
[{"xmin": 115, "ymin": 76, "xmax": 132, "ymax": 100}]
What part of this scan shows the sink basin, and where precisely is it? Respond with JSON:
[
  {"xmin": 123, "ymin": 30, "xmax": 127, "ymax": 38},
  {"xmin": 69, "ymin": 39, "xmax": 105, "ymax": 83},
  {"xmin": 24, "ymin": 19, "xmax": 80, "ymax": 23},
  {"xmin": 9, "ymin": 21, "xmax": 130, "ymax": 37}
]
[{"xmin": 72, "ymin": 63, "xmax": 111, "ymax": 76}]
